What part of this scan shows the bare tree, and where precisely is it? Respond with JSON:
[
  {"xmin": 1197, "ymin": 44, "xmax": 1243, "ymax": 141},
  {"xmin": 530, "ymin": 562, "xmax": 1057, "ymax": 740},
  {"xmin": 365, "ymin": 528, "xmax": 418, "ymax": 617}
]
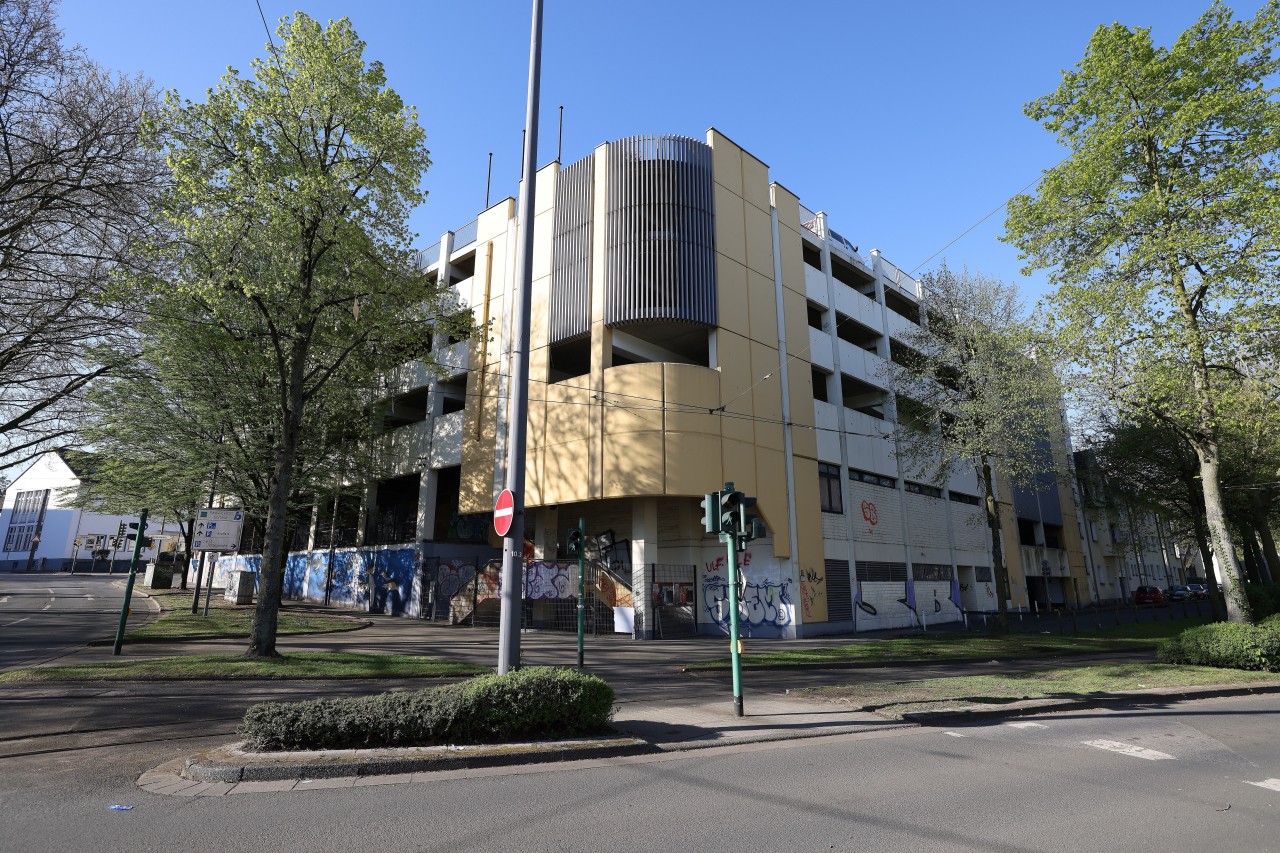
[{"xmin": 0, "ymin": 0, "xmax": 166, "ymax": 469}]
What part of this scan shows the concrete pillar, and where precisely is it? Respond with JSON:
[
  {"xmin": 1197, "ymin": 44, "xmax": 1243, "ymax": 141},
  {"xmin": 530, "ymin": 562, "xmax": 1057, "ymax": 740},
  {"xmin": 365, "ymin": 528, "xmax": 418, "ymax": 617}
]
[
  {"xmin": 532, "ymin": 506, "xmax": 560, "ymax": 559},
  {"xmin": 631, "ymin": 497, "xmax": 659, "ymax": 639}
]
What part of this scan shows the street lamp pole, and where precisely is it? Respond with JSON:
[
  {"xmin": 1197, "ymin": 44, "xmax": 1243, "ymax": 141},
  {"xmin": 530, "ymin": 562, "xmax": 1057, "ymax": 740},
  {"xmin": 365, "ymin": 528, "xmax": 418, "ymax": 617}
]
[{"xmin": 497, "ymin": 0, "xmax": 544, "ymax": 676}]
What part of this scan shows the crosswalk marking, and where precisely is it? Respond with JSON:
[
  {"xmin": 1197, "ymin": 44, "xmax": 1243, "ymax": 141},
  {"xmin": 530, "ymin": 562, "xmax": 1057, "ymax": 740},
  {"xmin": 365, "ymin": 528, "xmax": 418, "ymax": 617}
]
[
  {"xmin": 1082, "ymin": 739, "xmax": 1175, "ymax": 761},
  {"xmin": 944, "ymin": 732, "xmax": 966, "ymax": 738},
  {"xmin": 1006, "ymin": 721, "xmax": 1048, "ymax": 729},
  {"xmin": 1246, "ymin": 779, "xmax": 1280, "ymax": 791}
]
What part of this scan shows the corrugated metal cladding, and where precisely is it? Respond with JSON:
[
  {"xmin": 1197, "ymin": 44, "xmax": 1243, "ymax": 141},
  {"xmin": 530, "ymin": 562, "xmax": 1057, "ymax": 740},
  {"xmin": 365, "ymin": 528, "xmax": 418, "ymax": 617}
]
[
  {"xmin": 549, "ymin": 155, "xmax": 594, "ymax": 344},
  {"xmin": 605, "ymin": 135, "xmax": 716, "ymax": 329}
]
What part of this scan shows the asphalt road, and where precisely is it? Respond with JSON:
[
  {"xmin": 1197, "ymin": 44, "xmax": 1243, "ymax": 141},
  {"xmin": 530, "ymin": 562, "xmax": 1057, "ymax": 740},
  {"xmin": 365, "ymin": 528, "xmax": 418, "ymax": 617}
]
[
  {"xmin": 2, "ymin": 692, "xmax": 1279, "ymax": 852},
  {"xmin": 0, "ymin": 574, "xmax": 145, "ymax": 671}
]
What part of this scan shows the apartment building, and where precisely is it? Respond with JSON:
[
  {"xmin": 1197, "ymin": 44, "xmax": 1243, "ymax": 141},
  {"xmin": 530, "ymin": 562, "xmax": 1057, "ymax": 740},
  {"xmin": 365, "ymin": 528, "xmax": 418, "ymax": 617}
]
[{"xmin": 335, "ymin": 129, "xmax": 1093, "ymax": 638}]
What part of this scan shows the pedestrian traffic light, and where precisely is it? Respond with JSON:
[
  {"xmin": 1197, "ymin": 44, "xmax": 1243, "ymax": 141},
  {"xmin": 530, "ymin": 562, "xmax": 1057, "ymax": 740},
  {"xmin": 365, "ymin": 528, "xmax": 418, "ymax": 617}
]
[
  {"xmin": 566, "ymin": 526, "xmax": 583, "ymax": 556},
  {"xmin": 719, "ymin": 488, "xmax": 744, "ymax": 535},
  {"xmin": 737, "ymin": 495, "xmax": 767, "ymax": 542},
  {"xmin": 700, "ymin": 491, "xmax": 722, "ymax": 534}
]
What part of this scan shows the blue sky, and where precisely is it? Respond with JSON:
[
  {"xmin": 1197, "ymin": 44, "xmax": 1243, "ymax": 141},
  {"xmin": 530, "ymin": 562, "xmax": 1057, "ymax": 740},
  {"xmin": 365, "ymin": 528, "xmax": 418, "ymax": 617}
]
[{"xmin": 59, "ymin": 0, "xmax": 1267, "ymax": 305}]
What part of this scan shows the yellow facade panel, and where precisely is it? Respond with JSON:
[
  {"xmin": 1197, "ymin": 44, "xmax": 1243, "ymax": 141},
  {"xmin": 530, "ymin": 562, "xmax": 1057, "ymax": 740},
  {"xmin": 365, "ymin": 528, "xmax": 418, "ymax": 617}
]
[
  {"xmin": 777, "ymin": 229, "xmax": 805, "ymax": 296},
  {"xmin": 740, "ymin": 152, "xmax": 771, "ymax": 213},
  {"xmin": 664, "ymin": 432, "xmax": 725, "ymax": 496},
  {"xmin": 663, "ymin": 363, "xmax": 722, "ymax": 435},
  {"xmin": 754, "ymin": 446, "xmax": 789, "ymax": 559},
  {"xmin": 707, "ymin": 129, "xmax": 743, "ymax": 197},
  {"xmin": 603, "ymin": 431, "xmax": 664, "ymax": 498},
  {"xmin": 747, "ymin": 269, "xmax": 778, "ymax": 346},
  {"xmin": 541, "ymin": 439, "xmax": 592, "ymax": 506},
  {"xmin": 716, "ymin": 255, "xmax": 749, "ymax": 337},
  {"xmin": 544, "ymin": 381, "xmax": 592, "ymax": 445},
  {"xmin": 749, "ymin": 342, "xmax": 784, "ymax": 452},
  {"xmin": 744, "ymin": 204, "xmax": 775, "ymax": 279},
  {"xmin": 771, "ymin": 183, "xmax": 802, "ymax": 234},
  {"xmin": 721, "ymin": 438, "xmax": 758, "ymax": 498},
  {"xmin": 714, "ymin": 332, "xmax": 755, "ymax": 445},
  {"xmin": 782, "ymin": 288, "xmax": 809, "ymax": 359},
  {"xmin": 713, "ymin": 184, "xmax": 747, "ymax": 266},
  {"xmin": 603, "ymin": 363, "xmax": 664, "ymax": 435}
]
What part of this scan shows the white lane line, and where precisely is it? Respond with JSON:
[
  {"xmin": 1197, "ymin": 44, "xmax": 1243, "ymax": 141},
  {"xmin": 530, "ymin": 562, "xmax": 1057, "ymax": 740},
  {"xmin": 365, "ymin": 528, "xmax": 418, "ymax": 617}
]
[
  {"xmin": 1082, "ymin": 739, "xmax": 1176, "ymax": 761},
  {"xmin": 1246, "ymin": 779, "xmax": 1280, "ymax": 792},
  {"xmin": 1, "ymin": 617, "xmax": 30, "ymax": 628},
  {"xmin": 0, "ymin": 596, "xmax": 7, "ymax": 604},
  {"xmin": 1006, "ymin": 721, "xmax": 1048, "ymax": 729},
  {"xmin": 944, "ymin": 732, "xmax": 967, "ymax": 738},
  {"xmin": 41, "ymin": 604, "xmax": 52, "ymax": 611}
]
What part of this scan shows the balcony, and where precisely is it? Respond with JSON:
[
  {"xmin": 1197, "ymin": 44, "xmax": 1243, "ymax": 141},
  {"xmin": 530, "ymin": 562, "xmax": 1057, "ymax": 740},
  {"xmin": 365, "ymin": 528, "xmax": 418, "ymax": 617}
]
[
  {"xmin": 427, "ymin": 410, "xmax": 464, "ymax": 469},
  {"xmin": 376, "ymin": 420, "xmax": 430, "ymax": 476}
]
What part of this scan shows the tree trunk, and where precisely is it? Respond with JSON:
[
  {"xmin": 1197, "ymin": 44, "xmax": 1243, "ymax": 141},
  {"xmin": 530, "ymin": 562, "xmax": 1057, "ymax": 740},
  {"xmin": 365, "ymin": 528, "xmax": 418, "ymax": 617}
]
[
  {"xmin": 1192, "ymin": 514, "xmax": 1224, "ymax": 621},
  {"xmin": 246, "ymin": 341, "xmax": 309, "ymax": 657},
  {"xmin": 1250, "ymin": 492, "xmax": 1278, "ymax": 585},
  {"xmin": 1240, "ymin": 523, "xmax": 1262, "ymax": 585},
  {"xmin": 982, "ymin": 459, "xmax": 1010, "ymax": 628},
  {"xmin": 1195, "ymin": 446, "xmax": 1250, "ymax": 623}
]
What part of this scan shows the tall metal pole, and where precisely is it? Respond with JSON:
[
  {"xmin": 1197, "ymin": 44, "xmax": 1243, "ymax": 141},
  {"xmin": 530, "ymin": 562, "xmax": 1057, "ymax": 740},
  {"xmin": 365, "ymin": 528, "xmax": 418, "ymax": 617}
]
[
  {"xmin": 577, "ymin": 516, "xmax": 586, "ymax": 669},
  {"xmin": 497, "ymin": 0, "xmax": 543, "ymax": 675},
  {"xmin": 112, "ymin": 509, "xmax": 148, "ymax": 656},
  {"xmin": 723, "ymin": 529, "xmax": 744, "ymax": 717}
]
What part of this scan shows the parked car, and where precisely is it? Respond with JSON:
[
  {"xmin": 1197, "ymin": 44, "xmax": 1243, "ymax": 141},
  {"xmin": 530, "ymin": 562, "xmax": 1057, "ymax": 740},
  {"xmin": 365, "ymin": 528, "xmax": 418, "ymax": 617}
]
[
  {"xmin": 1165, "ymin": 585, "xmax": 1195, "ymax": 601},
  {"xmin": 1134, "ymin": 585, "xmax": 1167, "ymax": 605},
  {"xmin": 1187, "ymin": 583, "xmax": 1208, "ymax": 600}
]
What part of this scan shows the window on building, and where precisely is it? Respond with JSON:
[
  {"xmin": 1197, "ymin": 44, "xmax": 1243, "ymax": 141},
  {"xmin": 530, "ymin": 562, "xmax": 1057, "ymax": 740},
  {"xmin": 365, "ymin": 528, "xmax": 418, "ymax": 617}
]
[
  {"xmin": 849, "ymin": 468, "xmax": 896, "ymax": 489},
  {"xmin": 802, "ymin": 243, "xmax": 822, "ymax": 271},
  {"xmin": 819, "ymin": 463, "xmax": 843, "ymax": 513},
  {"xmin": 905, "ymin": 481, "xmax": 943, "ymax": 498},
  {"xmin": 807, "ymin": 303, "xmax": 825, "ymax": 330},
  {"xmin": 948, "ymin": 491, "xmax": 981, "ymax": 506},
  {"xmin": 811, "ymin": 367, "xmax": 831, "ymax": 403},
  {"xmin": 974, "ymin": 566, "xmax": 993, "ymax": 582},
  {"xmin": 2, "ymin": 489, "xmax": 47, "ymax": 553}
]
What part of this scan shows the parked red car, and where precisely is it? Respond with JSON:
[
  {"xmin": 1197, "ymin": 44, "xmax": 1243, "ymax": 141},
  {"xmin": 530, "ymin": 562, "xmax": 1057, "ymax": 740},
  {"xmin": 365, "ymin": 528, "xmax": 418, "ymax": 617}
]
[{"xmin": 1134, "ymin": 585, "xmax": 1167, "ymax": 605}]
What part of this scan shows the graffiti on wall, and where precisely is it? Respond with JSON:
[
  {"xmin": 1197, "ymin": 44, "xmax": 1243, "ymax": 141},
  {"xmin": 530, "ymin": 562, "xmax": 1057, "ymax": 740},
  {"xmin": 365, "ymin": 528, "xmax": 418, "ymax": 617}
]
[
  {"xmin": 524, "ymin": 561, "xmax": 574, "ymax": 600},
  {"xmin": 799, "ymin": 565, "xmax": 827, "ymax": 622},
  {"xmin": 702, "ymin": 573, "xmax": 793, "ymax": 637}
]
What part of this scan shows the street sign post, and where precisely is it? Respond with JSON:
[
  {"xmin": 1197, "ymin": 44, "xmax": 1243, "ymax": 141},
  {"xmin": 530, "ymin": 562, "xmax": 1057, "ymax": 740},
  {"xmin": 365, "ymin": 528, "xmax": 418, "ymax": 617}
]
[
  {"xmin": 493, "ymin": 489, "xmax": 515, "ymax": 537},
  {"xmin": 192, "ymin": 508, "xmax": 245, "ymax": 552}
]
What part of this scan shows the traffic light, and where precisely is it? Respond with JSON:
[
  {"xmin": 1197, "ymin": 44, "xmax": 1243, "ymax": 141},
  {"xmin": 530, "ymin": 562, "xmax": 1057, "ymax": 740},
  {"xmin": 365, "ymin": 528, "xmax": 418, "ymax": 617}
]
[
  {"xmin": 125, "ymin": 520, "xmax": 150, "ymax": 549},
  {"xmin": 719, "ymin": 489, "xmax": 744, "ymax": 535},
  {"xmin": 737, "ymin": 495, "xmax": 767, "ymax": 542},
  {"xmin": 117, "ymin": 521, "xmax": 126, "ymax": 538},
  {"xmin": 699, "ymin": 491, "xmax": 722, "ymax": 534},
  {"xmin": 566, "ymin": 526, "xmax": 583, "ymax": 556}
]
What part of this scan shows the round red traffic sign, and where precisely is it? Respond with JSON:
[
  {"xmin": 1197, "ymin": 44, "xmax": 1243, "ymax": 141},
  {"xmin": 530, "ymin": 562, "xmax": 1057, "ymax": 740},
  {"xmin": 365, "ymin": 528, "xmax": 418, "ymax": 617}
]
[{"xmin": 494, "ymin": 489, "xmax": 515, "ymax": 537}]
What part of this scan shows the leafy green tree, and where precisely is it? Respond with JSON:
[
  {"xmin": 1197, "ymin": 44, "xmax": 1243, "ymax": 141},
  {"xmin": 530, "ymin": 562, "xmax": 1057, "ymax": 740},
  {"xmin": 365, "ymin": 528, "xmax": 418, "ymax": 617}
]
[
  {"xmin": 0, "ymin": 0, "xmax": 165, "ymax": 469},
  {"xmin": 881, "ymin": 264, "xmax": 1064, "ymax": 626},
  {"xmin": 1003, "ymin": 2, "xmax": 1280, "ymax": 623},
  {"xmin": 140, "ymin": 14, "xmax": 452, "ymax": 656}
]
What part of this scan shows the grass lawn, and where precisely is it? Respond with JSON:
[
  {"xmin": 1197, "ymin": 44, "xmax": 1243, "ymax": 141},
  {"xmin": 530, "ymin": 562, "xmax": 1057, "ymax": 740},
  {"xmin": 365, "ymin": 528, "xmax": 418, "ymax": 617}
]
[
  {"xmin": 127, "ymin": 587, "xmax": 370, "ymax": 641},
  {"xmin": 795, "ymin": 663, "xmax": 1280, "ymax": 719},
  {"xmin": 0, "ymin": 651, "xmax": 490, "ymax": 683},
  {"xmin": 684, "ymin": 617, "xmax": 1209, "ymax": 670}
]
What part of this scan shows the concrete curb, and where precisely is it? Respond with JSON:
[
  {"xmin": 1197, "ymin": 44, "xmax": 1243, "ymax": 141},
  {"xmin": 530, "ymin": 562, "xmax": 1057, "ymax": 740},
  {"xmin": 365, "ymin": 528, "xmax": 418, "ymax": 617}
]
[
  {"xmin": 899, "ymin": 681, "xmax": 1280, "ymax": 725},
  {"xmin": 85, "ymin": 620, "xmax": 373, "ymax": 647},
  {"xmin": 681, "ymin": 649, "xmax": 1130, "ymax": 674},
  {"xmin": 182, "ymin": 736, "xmax": 656, "ymax": 783}
]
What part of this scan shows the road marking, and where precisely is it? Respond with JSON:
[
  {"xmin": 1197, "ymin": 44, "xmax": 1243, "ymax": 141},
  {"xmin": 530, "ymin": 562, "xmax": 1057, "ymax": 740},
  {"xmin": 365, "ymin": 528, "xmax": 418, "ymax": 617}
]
[
  {"xmin": 1006, "ymin": 721, "xmax": 1048, "ymax": 729},
  {"xmin": 1082, "ymin": 739, "xmax": 1175, "ymax": 761},
  {"xmin": 83, "ymin": 595, "xmax": 95, "ymax": 601},
  {"xmin": 0, "ymin": 596, "xmax": 8, "ymax": 604},
  {"xmin": 944, "ymin": 732, "xmax": 966, "ymax": 738},
  {"xmin": 1246, "ymin": 779, "xmax": 1280, "ymax": 792},
  {"xmin": 1, "ymin": 617, "xmax": 30, "ymax": 628},
  {"xmin": 41, "ymin": 604, "xmax": 51, "ymax": 611}
]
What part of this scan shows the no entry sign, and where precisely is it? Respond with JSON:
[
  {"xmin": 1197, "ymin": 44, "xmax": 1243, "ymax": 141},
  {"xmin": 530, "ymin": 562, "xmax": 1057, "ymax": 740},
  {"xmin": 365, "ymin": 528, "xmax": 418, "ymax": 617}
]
[{"xmin": 494, "ymin": 489, "xmax": 515, "ymax": 537}]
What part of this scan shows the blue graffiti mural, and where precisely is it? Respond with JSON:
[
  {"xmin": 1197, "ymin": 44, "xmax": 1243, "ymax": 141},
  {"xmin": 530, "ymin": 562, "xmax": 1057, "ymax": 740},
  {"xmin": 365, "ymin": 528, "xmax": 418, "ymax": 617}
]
[{"xmin": 702, "ymin": 574, "xmax": 793, "ymax": 638}]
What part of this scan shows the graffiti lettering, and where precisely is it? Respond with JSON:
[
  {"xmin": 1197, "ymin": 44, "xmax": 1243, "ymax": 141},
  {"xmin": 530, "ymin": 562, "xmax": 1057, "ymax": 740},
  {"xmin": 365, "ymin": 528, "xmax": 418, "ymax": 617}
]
[
  {"xmin": 861, "ymin": 500, "xmax": 878, "ymax": 526},
  {"xmin": 703, "ymin": 574, "xmax": 792, "ymax": 632},
  {"xmin": 525, "ymin": 561, "xmax": 574, "ymax": 599}
]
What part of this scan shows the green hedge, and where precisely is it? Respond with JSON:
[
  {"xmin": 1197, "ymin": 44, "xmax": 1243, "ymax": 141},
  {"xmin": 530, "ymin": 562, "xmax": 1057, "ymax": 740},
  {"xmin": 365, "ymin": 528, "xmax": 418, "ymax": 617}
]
[
  {"xmin": 239, "ymin": 667, "xmax": 615, "ymax": 752},
  {"xmin": 1157, "ymin": 621, "xmax": 1280, "ymax": 672}
]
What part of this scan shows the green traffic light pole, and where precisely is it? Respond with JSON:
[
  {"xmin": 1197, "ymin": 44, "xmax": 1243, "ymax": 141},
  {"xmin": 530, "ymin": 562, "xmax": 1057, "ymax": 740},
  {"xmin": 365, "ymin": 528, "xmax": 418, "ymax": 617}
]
[
  {"xmin": 112, "ymin": 508, "xmax": 148, "ymax": 656},
  {"xmin": 576, "ymin": 516, "xmax": 586, "ymax": 669},
  {"xmin": 722, "ymin": 527, "xmax": 744, "ymax": 718}
]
